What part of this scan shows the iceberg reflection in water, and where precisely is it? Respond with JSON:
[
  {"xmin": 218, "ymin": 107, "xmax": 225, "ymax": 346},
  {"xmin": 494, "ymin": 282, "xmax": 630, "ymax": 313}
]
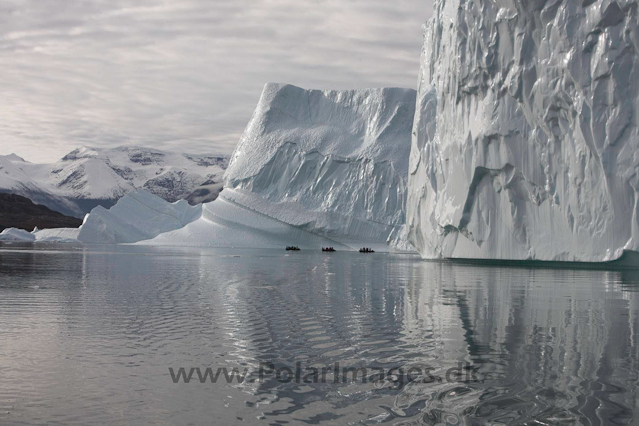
[{"xmin": 0, "ymin": 244, "xmax": 638, "ymax": 424}]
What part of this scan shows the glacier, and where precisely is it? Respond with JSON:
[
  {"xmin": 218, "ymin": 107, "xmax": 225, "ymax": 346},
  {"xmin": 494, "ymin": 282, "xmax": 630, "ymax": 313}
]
[
  {"xmin": 407, "ymin": 0, "xmax": 639, "ymax": 262},
  {"xmin": 146, "ymin": 83, "xmax": 417, "ymax": 251}
]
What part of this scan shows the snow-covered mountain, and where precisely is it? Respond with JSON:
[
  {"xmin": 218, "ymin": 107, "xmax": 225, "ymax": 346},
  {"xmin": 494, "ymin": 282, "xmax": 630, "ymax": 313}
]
[
  {"xmin": 0, "ymin": 146, "xmax": 229, "ymax": 217},
  {"xmin": 147, "ymin": 83, "xmax": 417, "ymax": 251},
  {"xmin": 407, "ymin": 0, "xmax": 639, "ymax": 262}
]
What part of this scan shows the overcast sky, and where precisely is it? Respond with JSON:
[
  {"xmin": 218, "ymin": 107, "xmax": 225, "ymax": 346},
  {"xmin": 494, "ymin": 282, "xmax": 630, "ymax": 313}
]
[{"xmin": 1, "ymin": 0, "xmax": 432, "ymax": 163}]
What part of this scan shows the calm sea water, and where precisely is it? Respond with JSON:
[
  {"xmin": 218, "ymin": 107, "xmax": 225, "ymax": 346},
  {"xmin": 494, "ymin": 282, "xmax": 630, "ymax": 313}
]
[{"xmin": 1, "ymin": 244, "xmax": 638, "ymax": 425}]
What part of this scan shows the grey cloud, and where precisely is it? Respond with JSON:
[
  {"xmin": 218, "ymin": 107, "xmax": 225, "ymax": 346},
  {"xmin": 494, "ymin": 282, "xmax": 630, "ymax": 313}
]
[{"xmin": 1, "ymin": 0, "xmax": 433, "ymax": 162}]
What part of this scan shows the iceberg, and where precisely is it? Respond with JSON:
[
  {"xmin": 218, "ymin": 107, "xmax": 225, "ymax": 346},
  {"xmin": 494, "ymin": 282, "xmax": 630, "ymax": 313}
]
[
  {"xmin": 0, "ymin": 190, "xmax": 201, "ymax": 245},
  {"xmin": 0, "ymin": 228, "xmax": 36, "ymax": 242},
  {"xmin": 34, "ymin": 228, "xmax": 81, "ymax": 243},
  {"xmin": 0, "ymin": 226, "xmax": 80, "ymax": 243},
  {"xmin": 77, "ymin": 190, "xmax": 202, "ymax": 244},
  {"xmin": 144, "ymin": 196, "xmax": 351, "ymax": 249},
  {"xmin": 407, "ymin": 0, "xmax": 639, "ymax": 262},
  {"xmin": 146, "ymin": 83, "xmax": 417, "ymax": 251}
]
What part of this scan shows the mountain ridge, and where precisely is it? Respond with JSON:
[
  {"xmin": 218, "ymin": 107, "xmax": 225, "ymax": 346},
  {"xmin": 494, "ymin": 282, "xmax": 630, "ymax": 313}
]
[{"xmin": 0, "ymin": 146, "xmax": 229, "ymax": 217}]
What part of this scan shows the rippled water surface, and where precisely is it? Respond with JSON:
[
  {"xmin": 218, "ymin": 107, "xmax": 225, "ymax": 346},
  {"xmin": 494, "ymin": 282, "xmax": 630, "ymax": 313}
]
[{"xmin": 1, "ymin": 244, "xmax": 639, "ymax": 425}]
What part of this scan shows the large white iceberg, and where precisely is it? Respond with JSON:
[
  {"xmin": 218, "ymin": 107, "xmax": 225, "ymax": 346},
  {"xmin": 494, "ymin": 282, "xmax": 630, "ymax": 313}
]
[
  {"xmin": 407, "ymin": 0, "xmax": 639, "ymax": 262},
  {"xmin": 148, "ymin": 83, "xmax": 417, "ymax": 251}
]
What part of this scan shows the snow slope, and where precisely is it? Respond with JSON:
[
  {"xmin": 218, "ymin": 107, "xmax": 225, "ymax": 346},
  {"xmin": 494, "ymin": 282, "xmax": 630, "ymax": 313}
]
[
  {"xmin": 77, "ymin": 190, "xmax": 202, "ymax": 244},
  {"xmin": 0, "ymin": 147, "xmax": 228, "ymax": 217},
  {"xmin": 147, "ymin": 83, "xmax": 417, "ymax": 251},
  {"xmin": 407, "ymin": 0, "xmax": 639, "ymax": 262},
  {"xmin": 0, "ymin": 156, "xmax": 80, "ymax": 217}
]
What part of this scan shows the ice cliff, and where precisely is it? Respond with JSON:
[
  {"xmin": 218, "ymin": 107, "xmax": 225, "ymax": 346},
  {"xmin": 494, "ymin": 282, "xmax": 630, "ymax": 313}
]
[
  {"xmin": 149, "ymin": 83, "xmax": 417, "ymax": 251},
  {"xmin": 407, "ymin": 0, "xmax": 639, "ymax": 262}
]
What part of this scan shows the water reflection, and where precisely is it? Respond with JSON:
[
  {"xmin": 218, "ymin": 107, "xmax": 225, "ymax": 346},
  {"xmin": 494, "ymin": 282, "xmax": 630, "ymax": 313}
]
[
  {"xmin": 212, "ymin": 256, "xmax": 639, "ymax": 424},
  {"xmin": 0, "ymin": 244, "xmax": 638, "ymax": 424}
]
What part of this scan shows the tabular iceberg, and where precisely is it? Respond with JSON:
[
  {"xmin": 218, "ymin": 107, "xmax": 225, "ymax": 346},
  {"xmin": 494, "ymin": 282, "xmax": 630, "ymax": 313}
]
[
  {"xmin": 407, "ymin": 0, "xmax": 639, "ymax": 262},
  {"xmin": 148, "ymin": 83, "xmax": 416, "ymax": 251}
]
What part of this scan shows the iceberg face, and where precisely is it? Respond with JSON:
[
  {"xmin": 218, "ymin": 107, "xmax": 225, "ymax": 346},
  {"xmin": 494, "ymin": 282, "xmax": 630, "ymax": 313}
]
[
  {"xmin": 210, "ymin": 83, "xmax": 416, "ymax": 251},
  {"xmin": 77, "ymin": 190, "xmax": 202, "ymax": 244},
  {"xmin": 408, "ymin": 0, "xmax": 639, "ymax": 262}
]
